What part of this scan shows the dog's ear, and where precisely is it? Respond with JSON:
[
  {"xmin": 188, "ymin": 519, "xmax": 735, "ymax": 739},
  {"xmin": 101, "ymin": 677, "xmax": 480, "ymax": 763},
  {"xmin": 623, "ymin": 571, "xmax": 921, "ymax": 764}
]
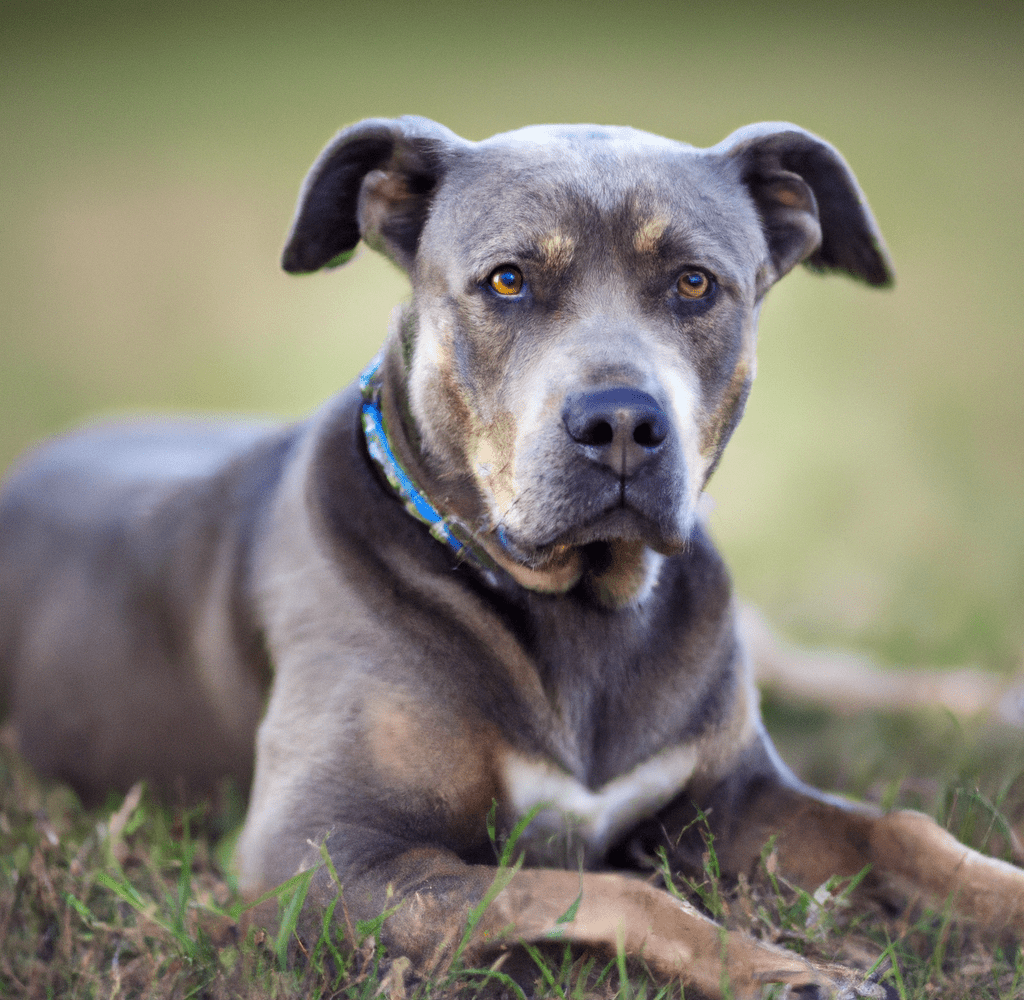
[
  {"xmin": 716, "ymin": 123, "xmax": 894, "ymax": 287},
  {"xmin": 281, "ymin": 116, "xmax": 467, "ymax": 274}
]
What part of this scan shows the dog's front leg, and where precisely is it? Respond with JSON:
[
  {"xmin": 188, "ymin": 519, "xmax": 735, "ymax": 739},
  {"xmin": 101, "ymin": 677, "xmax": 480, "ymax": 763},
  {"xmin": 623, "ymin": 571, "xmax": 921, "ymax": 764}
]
[
  {"xmin": 672, "ymin": 735, "xmax": 1024, "ymax": 937},
  {"xmin": 751, "ymin": 790, "xmax": 1024, "ymax": 933},
  {"xmin": 296, "ymin": 839, "xmax": 842, "ymax": 999}
]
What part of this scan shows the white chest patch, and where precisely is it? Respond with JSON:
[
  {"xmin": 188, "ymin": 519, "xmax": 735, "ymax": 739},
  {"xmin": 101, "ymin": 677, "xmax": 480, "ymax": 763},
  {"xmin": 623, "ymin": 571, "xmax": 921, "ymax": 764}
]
[{"xmin": 502, "ymin": 744, "xmax": 699, "ymax": 863}]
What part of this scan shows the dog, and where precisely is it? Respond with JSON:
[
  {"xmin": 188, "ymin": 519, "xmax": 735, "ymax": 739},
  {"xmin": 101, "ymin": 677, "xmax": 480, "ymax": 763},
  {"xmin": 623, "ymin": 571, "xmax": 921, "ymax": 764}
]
[{"xmin": 1, "ymin": 117, "xmax": 1022, "ymax": 998}]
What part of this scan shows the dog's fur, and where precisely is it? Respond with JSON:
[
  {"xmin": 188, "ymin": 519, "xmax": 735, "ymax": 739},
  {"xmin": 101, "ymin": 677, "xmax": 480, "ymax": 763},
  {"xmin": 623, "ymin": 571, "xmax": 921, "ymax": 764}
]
[{"xmin": 1, "ymin": 117, "xmax": 1022, "ymax": 998}]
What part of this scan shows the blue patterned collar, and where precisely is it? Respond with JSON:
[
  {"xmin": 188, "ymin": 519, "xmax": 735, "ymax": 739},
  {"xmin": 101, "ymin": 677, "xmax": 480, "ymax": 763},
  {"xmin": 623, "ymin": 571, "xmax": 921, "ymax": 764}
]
[{"xmin": 359, "ymin": 354, "xmax": 496, "ymax": 571}]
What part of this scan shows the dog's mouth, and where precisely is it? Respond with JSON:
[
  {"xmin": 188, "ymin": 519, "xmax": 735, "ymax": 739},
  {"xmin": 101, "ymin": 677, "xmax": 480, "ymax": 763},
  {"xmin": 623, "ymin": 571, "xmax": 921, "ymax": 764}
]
[
  {"xmin": 485, "ymin": 505, "xmax": 683, "ymax": 604},
  {"xmin": 494, "ymin": 504, "xmax": 687, "ymax": 570}
]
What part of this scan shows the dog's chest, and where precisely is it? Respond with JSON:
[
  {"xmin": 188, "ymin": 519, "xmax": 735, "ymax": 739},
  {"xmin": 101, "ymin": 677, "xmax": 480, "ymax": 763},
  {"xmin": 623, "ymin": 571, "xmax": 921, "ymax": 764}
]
[{"xmin": 500, "ymin": 744, "xmax": 698, "ymax": 867}]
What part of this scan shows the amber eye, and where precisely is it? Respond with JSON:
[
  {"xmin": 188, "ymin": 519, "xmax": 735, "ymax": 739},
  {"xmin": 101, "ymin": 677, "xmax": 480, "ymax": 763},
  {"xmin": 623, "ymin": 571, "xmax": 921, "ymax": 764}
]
[
  {"xmin": 489, "ymin": 266, "xmax": 524, "ymax": 296},
  {"xmin": 677, "ymin": 270, "xmax": 711, "ymax": 299}
]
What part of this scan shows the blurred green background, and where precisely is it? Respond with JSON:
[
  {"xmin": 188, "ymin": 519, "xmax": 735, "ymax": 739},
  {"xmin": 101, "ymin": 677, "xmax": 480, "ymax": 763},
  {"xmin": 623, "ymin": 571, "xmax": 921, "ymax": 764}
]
[{"xmin": 2, "ymin": 0, "xmax": 1022, "ymax": 674}]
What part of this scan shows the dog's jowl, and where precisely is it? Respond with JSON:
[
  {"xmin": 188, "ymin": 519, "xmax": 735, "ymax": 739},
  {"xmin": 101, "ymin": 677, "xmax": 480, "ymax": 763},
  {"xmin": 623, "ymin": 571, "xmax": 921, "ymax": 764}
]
[{"xmin": 2, "ymin": 118, "xmax": 1022, "ymax": 998}]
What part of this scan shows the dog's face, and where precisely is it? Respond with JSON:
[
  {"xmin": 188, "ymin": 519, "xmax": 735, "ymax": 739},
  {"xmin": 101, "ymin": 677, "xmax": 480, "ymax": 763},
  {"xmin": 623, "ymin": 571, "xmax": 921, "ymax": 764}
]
[
  {"xmin": 283, "ymin": 117, "xmax": 891, "ymax": 599},
  {"xmin": 408, "ymin": 127, "xmax": 763, "ymax": 570}
]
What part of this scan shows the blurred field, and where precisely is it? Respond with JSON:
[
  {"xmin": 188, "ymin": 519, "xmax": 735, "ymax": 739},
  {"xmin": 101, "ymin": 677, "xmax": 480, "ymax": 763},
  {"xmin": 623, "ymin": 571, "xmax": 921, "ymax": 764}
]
[{"xmin": 2, "ymin": 0, "xmax": 1022, "ymax": 679}]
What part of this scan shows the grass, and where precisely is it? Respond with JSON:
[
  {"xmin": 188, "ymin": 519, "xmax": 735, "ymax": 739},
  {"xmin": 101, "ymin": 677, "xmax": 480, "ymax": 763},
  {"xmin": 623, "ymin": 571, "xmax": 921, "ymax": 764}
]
[{"xmin": 3, "ymin": 721, "xmax": 1023, "ymax": 1000}]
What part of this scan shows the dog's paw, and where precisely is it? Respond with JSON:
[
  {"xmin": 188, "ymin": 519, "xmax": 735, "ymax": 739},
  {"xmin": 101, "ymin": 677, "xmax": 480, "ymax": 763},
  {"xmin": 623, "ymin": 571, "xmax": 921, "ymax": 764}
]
[
  {"xmin": 779, "ymin": 970, "xmax": 897, "ymax": 1000},
  {"xmin": 784, "ymin": 979, "xmax": 896, "ymax": 1000}
]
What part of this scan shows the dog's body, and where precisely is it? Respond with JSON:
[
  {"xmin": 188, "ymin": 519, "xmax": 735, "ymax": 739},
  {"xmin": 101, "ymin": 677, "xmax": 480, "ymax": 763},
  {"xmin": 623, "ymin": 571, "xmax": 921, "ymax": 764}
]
[{"xmin": 2, "ymin": 118, "xmax": 1022, "ymax": 998}]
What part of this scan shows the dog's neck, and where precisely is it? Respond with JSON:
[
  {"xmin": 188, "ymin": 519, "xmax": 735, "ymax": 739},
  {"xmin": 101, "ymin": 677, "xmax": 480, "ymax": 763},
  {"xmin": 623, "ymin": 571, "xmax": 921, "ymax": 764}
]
[{"xmin": 360, "ymin": 352, "xmax": 497, "ymax": 572}]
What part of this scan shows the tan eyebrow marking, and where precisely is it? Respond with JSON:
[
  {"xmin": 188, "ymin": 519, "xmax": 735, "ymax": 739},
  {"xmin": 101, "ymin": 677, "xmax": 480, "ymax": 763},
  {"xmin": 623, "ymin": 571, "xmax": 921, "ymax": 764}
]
[
  {"xmin": 633, "ymin": 216, "xmax": 669, "ymax": 254},
  {"xmin": 537, "ymin": 229, "xmax": 576, "ymax": 273}
]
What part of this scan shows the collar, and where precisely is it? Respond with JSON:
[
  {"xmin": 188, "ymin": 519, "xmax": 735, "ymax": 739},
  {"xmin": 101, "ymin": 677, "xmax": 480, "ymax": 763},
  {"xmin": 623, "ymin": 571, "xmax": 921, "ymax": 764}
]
[{"xmin": 359, "ymin": 354, "xmax": 498, "ymax": 572}]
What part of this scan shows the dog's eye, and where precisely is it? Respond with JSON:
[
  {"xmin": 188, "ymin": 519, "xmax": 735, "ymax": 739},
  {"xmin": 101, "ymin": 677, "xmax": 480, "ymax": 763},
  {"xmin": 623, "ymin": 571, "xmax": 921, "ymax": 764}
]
[
  {"xmin": 676, "ymin": 270, "xmax": 712, "ymax": 299},
  {"xmin": 489, "ymin": 266, "xmax": 524, "ymax": 296}
]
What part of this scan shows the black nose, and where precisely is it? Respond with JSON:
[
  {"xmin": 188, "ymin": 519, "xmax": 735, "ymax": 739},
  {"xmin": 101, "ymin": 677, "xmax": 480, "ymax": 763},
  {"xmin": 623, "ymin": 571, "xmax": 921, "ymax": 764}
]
[{"xmin": 562, "ymin": 386, "xmax": 669, "ymax": 477}]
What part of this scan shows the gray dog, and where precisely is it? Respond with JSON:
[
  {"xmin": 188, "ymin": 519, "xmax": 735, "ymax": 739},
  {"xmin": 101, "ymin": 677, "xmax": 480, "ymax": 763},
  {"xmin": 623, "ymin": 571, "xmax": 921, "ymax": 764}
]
[{"xmin": 2, "ymin": 117, "xmax": 1022, "ymax": 998}]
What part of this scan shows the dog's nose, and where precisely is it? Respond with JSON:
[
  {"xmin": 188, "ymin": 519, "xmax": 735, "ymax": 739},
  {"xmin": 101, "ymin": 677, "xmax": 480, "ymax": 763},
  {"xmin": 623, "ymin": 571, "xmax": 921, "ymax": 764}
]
[{"xmin": 562, "ymin": 387, "xmax": 669, "ymax": 477}]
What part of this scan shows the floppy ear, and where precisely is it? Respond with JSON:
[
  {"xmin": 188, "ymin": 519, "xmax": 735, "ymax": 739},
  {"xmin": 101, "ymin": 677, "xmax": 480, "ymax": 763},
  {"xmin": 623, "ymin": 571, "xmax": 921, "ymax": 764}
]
[
  {"xmin": 281, "ymin": 116, "xmax": 468, "ymax": 274},
  {"xmin": 716, "ymin": 122, "xmax": 894, "ymax": 287}
]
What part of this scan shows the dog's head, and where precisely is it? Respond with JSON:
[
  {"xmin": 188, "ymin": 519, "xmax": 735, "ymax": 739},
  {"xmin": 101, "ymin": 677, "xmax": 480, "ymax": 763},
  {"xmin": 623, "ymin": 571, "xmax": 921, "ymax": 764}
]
[{"xmin": 283, "ymin": 117, "xmax": 892, "ymax": 603}]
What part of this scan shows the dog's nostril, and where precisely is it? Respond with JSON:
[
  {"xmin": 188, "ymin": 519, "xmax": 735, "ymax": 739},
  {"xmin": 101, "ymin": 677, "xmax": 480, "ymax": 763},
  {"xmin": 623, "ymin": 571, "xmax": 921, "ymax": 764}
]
[
  {"xmin": 581, "ymin": 421, "xmax": 614, "ymax": 447},
  {"xmin": 633, "ymin": 422, "xmax": 659, "ymax": 448}
]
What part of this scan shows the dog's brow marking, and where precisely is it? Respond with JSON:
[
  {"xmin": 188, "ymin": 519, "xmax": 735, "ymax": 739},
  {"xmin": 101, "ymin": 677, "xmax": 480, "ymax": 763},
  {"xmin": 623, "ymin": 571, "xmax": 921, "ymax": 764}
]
[
  {"xmin": 537, "ymin": 230, "xmax": 576, "ymax": 272},
  {"xmin": 503, "ymin": 744, "xmax": 699, "ymax": 853},
  {"xmin": 633, "ymin": 216, "xmax": 669, "ymax": 254}
]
